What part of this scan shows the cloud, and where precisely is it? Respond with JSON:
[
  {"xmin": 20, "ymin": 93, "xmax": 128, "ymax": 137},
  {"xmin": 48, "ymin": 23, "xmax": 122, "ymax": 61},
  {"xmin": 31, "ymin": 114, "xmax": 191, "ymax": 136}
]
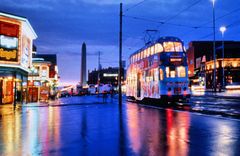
[
  {"xmin": 1, "ymin": 0, "xmax": 55, "ymax": 10},
  {"xmin": 80, "ymin": 0, "xmax": 141, "ymax": 5}
]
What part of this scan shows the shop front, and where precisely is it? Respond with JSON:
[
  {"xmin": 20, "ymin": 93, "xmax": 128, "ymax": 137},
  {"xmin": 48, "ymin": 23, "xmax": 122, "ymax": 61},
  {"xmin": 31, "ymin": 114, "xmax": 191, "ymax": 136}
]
[
  {"xmin": 0, "ymin": 67, "xmax": 28, "ymax": 104},
  {"xmin": 0, "ymin": 12, "xmax": 37, "ymax": 104}
]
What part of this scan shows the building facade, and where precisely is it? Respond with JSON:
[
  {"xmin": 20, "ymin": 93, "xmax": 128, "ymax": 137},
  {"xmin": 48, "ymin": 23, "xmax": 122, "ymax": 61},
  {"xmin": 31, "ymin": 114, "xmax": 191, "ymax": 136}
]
[
  {"xmin": 88, "ymin": 67, "xmax": 125, "ymax": 87},
  {"xmin": 187, "ymin": 41, "xmax": 240, "ymax": 89},
  {"xmin": 0, "ymin": 12, "xmax": 37, "ymax": 104},
  {"xmin": 29, "ymin": 54, "xmax": 59, "ymax": 102}
]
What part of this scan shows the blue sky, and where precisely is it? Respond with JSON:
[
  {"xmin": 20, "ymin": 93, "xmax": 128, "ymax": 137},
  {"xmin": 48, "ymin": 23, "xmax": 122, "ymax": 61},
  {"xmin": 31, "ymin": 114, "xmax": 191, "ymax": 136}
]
[{"xmin": 1, "ymin": 0, "xmax": 240, "ymax": 85}]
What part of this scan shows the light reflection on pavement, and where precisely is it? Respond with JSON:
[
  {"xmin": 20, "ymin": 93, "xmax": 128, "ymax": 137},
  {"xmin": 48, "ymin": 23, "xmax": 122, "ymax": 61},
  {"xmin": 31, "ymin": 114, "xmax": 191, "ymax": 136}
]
[{"xmin": 0, "ymin": 95, "xmax": 239, "ymax": 155}]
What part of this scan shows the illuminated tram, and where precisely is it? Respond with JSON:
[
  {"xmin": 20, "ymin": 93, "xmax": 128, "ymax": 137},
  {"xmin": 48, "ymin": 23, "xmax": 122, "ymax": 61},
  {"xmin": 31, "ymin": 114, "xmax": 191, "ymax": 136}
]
[{"xmin": 126, "ymin": 36, "xmax": 191, "ymax": 102}]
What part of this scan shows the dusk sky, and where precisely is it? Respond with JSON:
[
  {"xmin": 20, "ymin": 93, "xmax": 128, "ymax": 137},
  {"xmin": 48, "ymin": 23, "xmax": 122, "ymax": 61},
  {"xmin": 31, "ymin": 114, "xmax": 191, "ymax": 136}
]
[{"xmin": 1, "ymin": 0, "xmax": 240, "ymax": 85}]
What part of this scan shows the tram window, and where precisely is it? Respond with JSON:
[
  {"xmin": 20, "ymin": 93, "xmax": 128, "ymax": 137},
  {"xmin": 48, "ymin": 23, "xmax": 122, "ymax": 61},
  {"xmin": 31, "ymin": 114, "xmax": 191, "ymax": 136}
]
[
  {"xmin": 159, "ymin": 69, "xmax": 163, "ymax": 80},
  {"xmin": 154, "ymin": 69, "xmax": 158, "ymax": 81},
  {"xmin": 163, "ymin": 42, "xmax": 175, "ymax": 52},
  {"xmin": 146, "ymin": 48, "xmax": 149, "ymax": 57},
  {"xmin": 174, "ymin": 42, "xmax": 183, "ymax": 52},
  {"xmin": 155, "ymin": 43, "xmax": 163, "ymax": 54},
  {"xmin": 177, "ymin": 66, "xmax": 186, "ymax": 77},
  {"xmin": 141, "ymin": 51, "xmax": 144, "ymax": 59},
  {"xmin": 170, "ymin": 70, "xmax": 176, "ymax": 78},
  {"xmin": 166, "ymin": 67, "xmax": 169, "ymax": 78},
  {"xmin": 151, "ymin": 46, "xmax": 154, "ymax": 55},
  {"xmin": 166, "ymin": 67, "xmax": 176, "ymax": 78}
]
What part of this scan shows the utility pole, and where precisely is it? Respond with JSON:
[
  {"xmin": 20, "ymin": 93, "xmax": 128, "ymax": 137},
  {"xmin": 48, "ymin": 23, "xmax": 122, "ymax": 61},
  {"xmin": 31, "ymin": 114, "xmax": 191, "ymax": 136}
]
[
  {"xmin": 118, "ymin": 3, "xmax": 123, "ymax": 107},
  {"xmin": 97, "ymin": 51, "xmax": 101, "ymax": 95},
  {"xmin": 98, "ymin": 51, "xmax": 101, "ymax": 71},
  {"xmin": 212, "ymin": 0, "xmax": 216, "ymax": 92}
]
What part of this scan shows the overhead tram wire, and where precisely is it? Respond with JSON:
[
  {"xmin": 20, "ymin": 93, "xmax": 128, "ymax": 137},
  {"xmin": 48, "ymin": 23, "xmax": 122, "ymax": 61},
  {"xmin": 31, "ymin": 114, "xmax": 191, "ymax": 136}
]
[
  {"xmin": 123, "ymin": 15, "xmax": 211, "ymax": 29},
  {"xmin": 198, "ymin": 19, "xmax": 240, "ymax": 40},
  {"xmin": 197, "ymin": 7, "xmax": 240, "ymax": 28},
  {"xmin": 181, "ymin": 7, "xmax": 240, "ymax": 38},
  {"xmin": 124, "ymin": 0, "xmax": 149, "ymax": 13},
  {"xmin": 163, "ymin": 0, "xmax": 202, "ymax": 23}
]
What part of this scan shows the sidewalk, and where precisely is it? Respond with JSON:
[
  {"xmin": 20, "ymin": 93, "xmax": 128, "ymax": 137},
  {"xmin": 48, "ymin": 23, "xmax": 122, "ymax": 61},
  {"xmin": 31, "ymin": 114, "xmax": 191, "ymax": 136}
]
[
  {"xmin": 191, "ymin": 90, "xmax": 240, "ymax": 100},
  {"xmin": 21, "ymin": 94, "xmax": 118, "ymax": 107}
]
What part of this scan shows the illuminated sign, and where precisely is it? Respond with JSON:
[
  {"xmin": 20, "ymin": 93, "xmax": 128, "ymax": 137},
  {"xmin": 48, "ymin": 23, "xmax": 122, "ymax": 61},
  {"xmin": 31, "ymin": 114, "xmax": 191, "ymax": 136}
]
[
  {"xmin": 0, "ymin": 35, "xmax": 18, "ymax": 49},
  {"xmin": 0, "ymin": 48, "xmax": 17, "ymax": 60},
  {"xmin": 170, "ymin": 58, "xmax": 182, "ymax": 62},
  {"xmin": 0, "ymin": 21, "xmax": 19, "ymax": 62},
  {"xmin": 0, "ymin": 21, "xmax": 19, "ymax": 37},
  {"xmin": 103, "ymin": 73, "xmax": 118, "ymax": 77},
  {"xmin": 21, "ymin": 35, "xmax": 30, "ymax": 68}
]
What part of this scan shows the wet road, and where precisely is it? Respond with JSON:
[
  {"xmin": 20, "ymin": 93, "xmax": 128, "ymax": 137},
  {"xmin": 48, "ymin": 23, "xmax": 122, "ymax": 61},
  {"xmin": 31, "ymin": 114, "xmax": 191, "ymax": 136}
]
[{"xmin": 0, "ymin": 96, "xmax": 239, "ymax": 156}]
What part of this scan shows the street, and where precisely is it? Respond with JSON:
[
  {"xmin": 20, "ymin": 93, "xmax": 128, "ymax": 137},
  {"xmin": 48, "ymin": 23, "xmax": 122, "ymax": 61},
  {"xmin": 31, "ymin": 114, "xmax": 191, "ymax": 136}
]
[{"xmin": 0, "ymin": 95, "xmax": 239, "ymax": 156}]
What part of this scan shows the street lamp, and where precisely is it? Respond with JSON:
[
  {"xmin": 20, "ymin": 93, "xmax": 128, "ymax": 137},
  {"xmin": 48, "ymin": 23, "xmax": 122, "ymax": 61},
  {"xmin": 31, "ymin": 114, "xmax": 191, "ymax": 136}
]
[
  {"xmin": 220, "ymin": 26, "xmax": 226, "ymax": 89},
  {"xmin": 211, "ymin": 0, "xmax": 217, "ymax": 92}
]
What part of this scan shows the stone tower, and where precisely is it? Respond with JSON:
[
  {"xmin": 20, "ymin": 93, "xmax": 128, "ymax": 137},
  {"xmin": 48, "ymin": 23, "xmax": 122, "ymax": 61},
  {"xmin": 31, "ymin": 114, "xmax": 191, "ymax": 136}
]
[{"xmin": 80, "ymin": 42, "xmax": 87, "ymax": 86}]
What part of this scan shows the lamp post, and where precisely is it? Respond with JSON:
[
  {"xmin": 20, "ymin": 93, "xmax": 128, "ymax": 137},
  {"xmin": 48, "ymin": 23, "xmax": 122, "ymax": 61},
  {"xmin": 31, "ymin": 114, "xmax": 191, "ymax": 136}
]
[
  {"xmin": 220, "ymin": 26, "xmax": 226, "ymax": 89},
  {"xmin": 119, "ymin": 3, "xmax": 123, "ymax": 107},
  {"xmin": 212, "ymin": 0, "xmax": 217, "ymax": 92},
  {"xmin": 29, "ymin": 66, "xmax": 36, "ymax": 102}
]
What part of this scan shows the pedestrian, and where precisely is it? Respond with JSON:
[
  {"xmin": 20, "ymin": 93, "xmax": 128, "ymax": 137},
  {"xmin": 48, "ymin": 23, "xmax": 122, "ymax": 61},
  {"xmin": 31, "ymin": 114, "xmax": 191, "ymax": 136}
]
[{"xmin": 110, "ymin": 88, "xmax": 114, "ymax": 102}]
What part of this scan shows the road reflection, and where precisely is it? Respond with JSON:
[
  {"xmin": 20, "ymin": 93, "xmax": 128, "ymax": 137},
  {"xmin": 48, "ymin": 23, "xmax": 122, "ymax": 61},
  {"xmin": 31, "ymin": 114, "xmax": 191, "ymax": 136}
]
[
  {"xmin": 0, "ymin": 105, "xmax": 22, "ymax": 155},
  {"xmin": 0, "ymin": 98, "xmax": 239, "ymax": 155},
  {"xmin": 126, "ymin": 102, "xmax": 190, "ymax": 156},
  {"xmin": 0, "ymin": 105, "xmax": 61, "ymax": 155}
]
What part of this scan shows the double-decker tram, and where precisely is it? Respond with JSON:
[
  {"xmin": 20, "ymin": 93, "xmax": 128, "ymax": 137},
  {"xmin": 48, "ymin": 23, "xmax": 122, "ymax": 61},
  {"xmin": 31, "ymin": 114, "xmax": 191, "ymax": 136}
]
[{"xmin": 126, "ymin": 36, "xmax": 191, "ymax": 103}]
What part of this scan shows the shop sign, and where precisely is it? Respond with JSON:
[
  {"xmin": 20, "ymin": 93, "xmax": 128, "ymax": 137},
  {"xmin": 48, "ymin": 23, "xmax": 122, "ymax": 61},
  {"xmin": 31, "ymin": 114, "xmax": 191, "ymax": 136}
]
[
  {"xmin": 0, "ymin": 21, "xmax": 19, "ymax": 62},
  {"xmin": 0, "ymin": 35, "xmax": 18, "ymax": 49},
  {"xmin": 196, "ymin": 57, "xmax": 201, "ymax": 68},
  {"xmin": 0, "ymin": 21, "xmax": 19, "ymax": 37},
  {"xmin": 0, "ymin": 48, "xmax": 17, "ymax": 61},
  {"xmin": 21, "ymin": 35, "xmax": 31, "ymax": 68}
]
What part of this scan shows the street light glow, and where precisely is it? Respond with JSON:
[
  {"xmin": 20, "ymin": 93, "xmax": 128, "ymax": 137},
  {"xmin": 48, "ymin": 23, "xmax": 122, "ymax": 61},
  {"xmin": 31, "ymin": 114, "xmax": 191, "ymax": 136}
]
[
  {"xmin": 211, "ymin": 0, "xmax": 216, "ymax": 6},
  {"xmin": 220, "ymin": 26, "xmax": 227, "ymax": 34}
]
